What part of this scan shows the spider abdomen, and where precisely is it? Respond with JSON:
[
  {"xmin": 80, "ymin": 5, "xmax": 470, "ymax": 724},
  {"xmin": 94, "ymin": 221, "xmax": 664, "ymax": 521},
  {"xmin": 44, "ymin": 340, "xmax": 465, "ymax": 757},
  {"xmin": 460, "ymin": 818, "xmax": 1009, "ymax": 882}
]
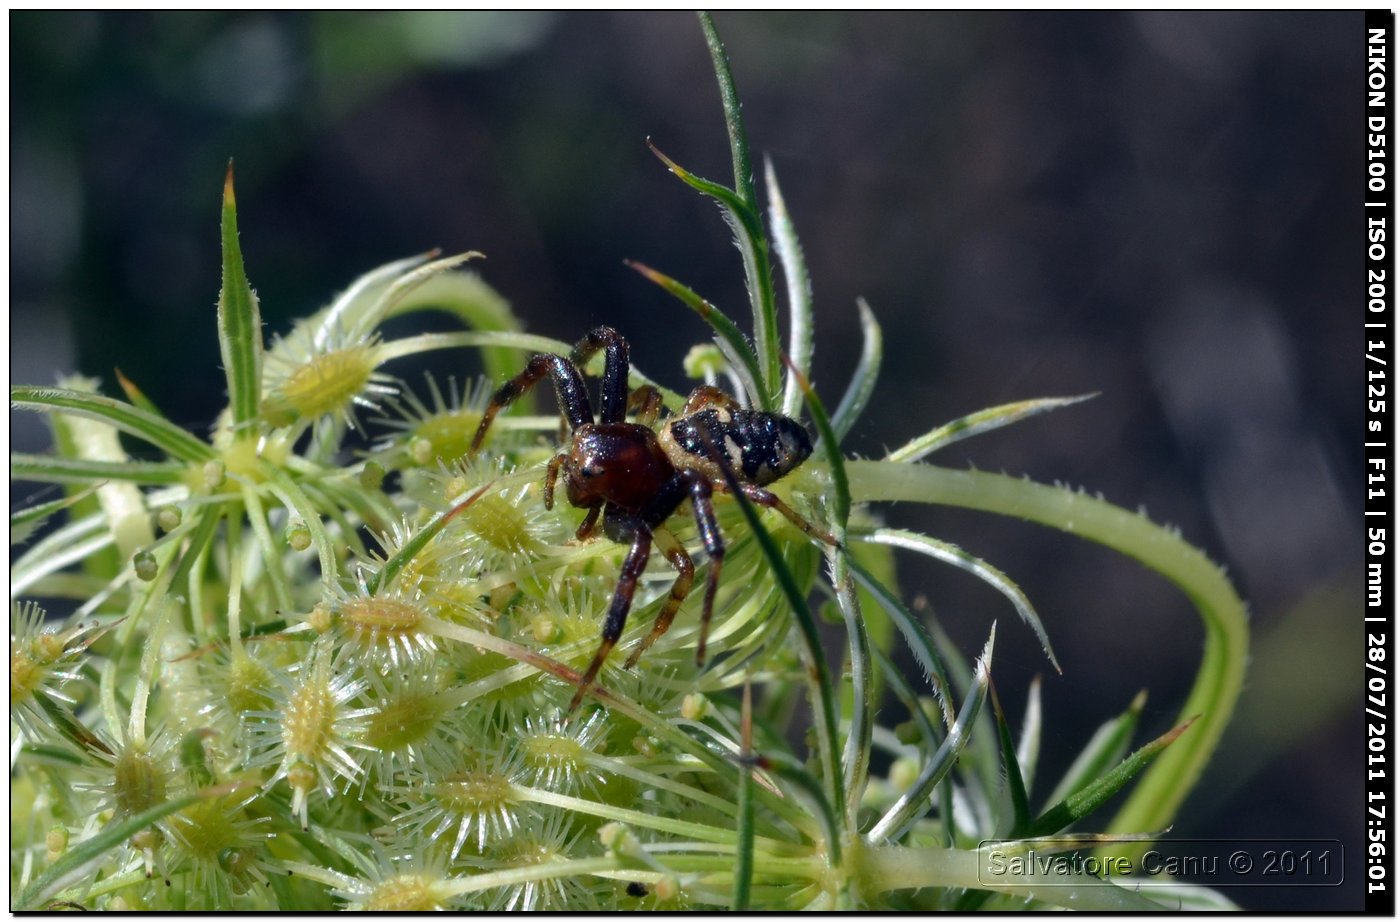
[{"xmin": 660, "ymin": 407, "xmax": 813, "ymax": 487}]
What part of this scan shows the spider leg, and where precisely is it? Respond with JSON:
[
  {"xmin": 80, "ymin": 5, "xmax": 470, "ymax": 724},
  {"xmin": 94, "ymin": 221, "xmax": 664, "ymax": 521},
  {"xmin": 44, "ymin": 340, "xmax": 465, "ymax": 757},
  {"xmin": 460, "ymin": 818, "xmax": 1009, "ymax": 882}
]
[
  {"xmin": 718, "ymin": 481, "xmax": 840, "ymax": 548},
  {"xmin": 545, "ymin": 452, "xmax": 602, "ymax": 539},
  {"xmin": 569, "ymin": 521, "xmax": 651, "ymax": 712},
  {"xmin": 624, "ymin": 526, "xmax": 694, "ymax": 668},
  {"xmin": 683, "ymin": 384, "xmax": 742, "ymax": 414},
  {"xmin": 627, "ymin": 384, "xmax": 665, "ymax": 428},
  {"xmin": 471, "ymin": 353, "xmax": 594, "ymax": 454},
  {"xmin": 685, "ymin": 474, "xmax": 726, "ymax": 664},
  {"xmin": 544, "ymin": 453, "xmax": 565, "ymax": 510},
  {"xmin": 567, "ymin": 326, "xmax": 631, "ymax": 425},
  {"xmin": 575, "ymin": 504, "xmax": 602, "ymax": 541}
]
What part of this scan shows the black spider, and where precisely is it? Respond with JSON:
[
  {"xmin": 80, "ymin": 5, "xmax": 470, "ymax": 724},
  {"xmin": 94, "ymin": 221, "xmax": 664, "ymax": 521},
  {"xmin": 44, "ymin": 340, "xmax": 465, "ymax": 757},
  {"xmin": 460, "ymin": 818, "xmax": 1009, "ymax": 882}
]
[{"xmin": 470, "ymin": 326, "xmax": 835, "ymax": 711}]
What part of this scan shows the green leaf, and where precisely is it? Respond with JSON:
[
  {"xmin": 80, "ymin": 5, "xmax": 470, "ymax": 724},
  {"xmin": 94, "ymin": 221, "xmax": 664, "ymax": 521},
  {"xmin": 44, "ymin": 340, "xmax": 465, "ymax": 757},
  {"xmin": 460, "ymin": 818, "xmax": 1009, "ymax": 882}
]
[
  {"xmin": 832, "ymin": 555, "xmax": 873, "ymax": 828},
  {"xmin": 886, "ymin": 394, "xmax": 1096, "ymax": 464},
  {"xmin": 648, "ymin": 140, "xmax": 778, "ymax": 408},
  {"xmin": 845, "ymin": 531, "xmax": 896, "ymax": 688},
  {"xmin": 625, "ymin": 261, "xmax": 764, "ymax": 407},
  {"xmin": 113, "ymin": 367, "xmax": 167, "ymax": 419},
  {"xmin": 732, "ymin": 682, "xmax": 755, "ymax": 911},
  {"xmin": 356, "ymin": 250, "xmax": 483, "ymax": 334},
  {"xmin": 845, "ymin": 461, "xmax": 1249, "ymax": 855},
  {"xmin": 12, "ymin": 453, "xmax": 187, "ymax": 486},
  {"xmin": 9, "ymin": 483, "xmax": 104, "ymax": 545},
  {"xmin": 753, "ymin": 750, "xmax": 842, "ymax": 865},
  {"xmin": 217, "ymin": 162, "xmax": 265, "ymax": 433},
  {"xmin": 866, "ymin": 527, "xmax": 1060, "ymax": 673},
  {"xmin": 164, "ymin": 501, "xmax": 224, "ymax": 605},
  {"xmin": 1043, "ymin": 689, "xmax": 1145, "ymax": 808},
  {"xmin": 15, "ymin": 785, "xmax": 229, "ymax": 909},
  {"xmin": 11, "ymin": 385, "xmax": 214, "ymax": 463},
  {"xmin": 872, "ymin": 644, "xmax": 942, "ymax": 756},
  {"xmin": 829, "ymin": 299, "xmax": 883, "ymax": 443},
  {"xmin": 785, "ymin": 359, "xmax": 849, "ymax": 531},
  {"xmin": 1029, "ymin": 717, "xmax": 1197, "ymax": 838},
  {"xmin": 867, "ymin": 625, "xmax": 995, "ymax": 843},
  {"xmin": 1016, "ymin": 676, "xmax": 1044, "ymax": 797},
  {"xmin": 10, "ymin": 510, "xmax": 107, "ymax": 596},
  {"xmin": 294, "ymin": 252, "xmax": 434, "ymax": 351},
  {"xmin": 380, "ymin": 264, "xmax": 522, "ymax": 385},
  {"xmin": 43, "ymin": 379, "xmax": 119, "ymax": 578},
  {"xmin": 989, "ymin": 680, "xmax": 1032, "ymax": 837},
  {"xmin": 697, "ymin": 12, "xmax": 759, "ymax": 218},
  {"xmin": 766, "ymin": 159, "xmax": 815, "ymax": 418},
  {"xmin": 849, "ymin": 553, "xmax": 955, "ymax": 726},
  {"xmin": 717, "ymin": 455, "xmax": 844, "ymax": 863}
]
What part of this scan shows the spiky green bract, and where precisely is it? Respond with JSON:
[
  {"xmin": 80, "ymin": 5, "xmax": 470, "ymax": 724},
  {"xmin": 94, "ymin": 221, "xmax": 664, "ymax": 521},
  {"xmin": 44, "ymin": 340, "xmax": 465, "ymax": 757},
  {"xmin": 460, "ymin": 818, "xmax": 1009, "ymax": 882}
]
[{"xmin": 217, "ymin": 164, "xmax": 264, "ymax": 433}]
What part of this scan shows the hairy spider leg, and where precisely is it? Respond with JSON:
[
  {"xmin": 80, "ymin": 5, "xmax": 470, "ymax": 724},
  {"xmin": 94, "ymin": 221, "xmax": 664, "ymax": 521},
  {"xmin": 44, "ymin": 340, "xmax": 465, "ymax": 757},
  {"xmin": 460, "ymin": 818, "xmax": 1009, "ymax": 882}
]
[
  {"xmin": 543, "ymin": 453, "xmax": 565, "ymax": 509},
  {"xmin": 626, "ymin": 384, "xmax": 665, "ymax": 428},
  {"xmin": 569, "ymin": 523, "xmax": 652, "ymax": 713},
  {"xmin": 682, "ymin": 384, "xmax": 742, "ymax": 414},
  {"xmin": 623, "ymin": 527, "xmax": 693, "ymax": 669},
  {"xmin": 542, "ymin": 451, "xmax": 600, "ymax": 539},
  {"xmin": 470, "ymin": 353, "xmax": 594, "ymax": 454},
  {"xmin": 716, "ymin": 480, "xmax": 840, "ymax": 548},
  {"xmin": 566, "ymin": 325, "xmax": 631, "ymax": 425},
  {"xmin": 686, "ymin": 473, "xmax": 726, "ymax": 663},
  {"xmin": 574, "ymin": 504, "xmax": 603, "ymax": 541},
  {"xmin": 622, "ymin": 471, "xmax": 727, "ymax": 668}
]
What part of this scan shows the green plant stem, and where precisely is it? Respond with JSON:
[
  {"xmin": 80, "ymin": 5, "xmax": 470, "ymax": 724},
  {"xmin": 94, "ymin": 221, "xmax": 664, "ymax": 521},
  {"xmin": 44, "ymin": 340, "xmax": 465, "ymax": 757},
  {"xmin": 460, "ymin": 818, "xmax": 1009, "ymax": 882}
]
[
  {"xmin": 240, "ymin": 483, "xmax": 294, "ymax": 612},
  {"xmin": 15, "ymin": 786, "xmax": 225, "ymax": 910},
  {"xmin": 261, "ymin": 466, "xmax": 337, "ymax": 589},
  {"xmin": 11, "ymin": 386, "xmax": 214, "ymax": 463},
  {"xmin": 854, "ymin": 842, "xmax": 1168, "ymax": 911},
  {"xmin": 11, "ymin": 453, "xmax": 187, "ymax": 485},
  {"xmin": 420, "ymin": 616, "xmax": 815, "ymax": 835},
  {"xmin": 381, "ymin": 267, "xmax": 522, "ymax": 385},
  {"xmin": 516, "ymin": 784, "xmax": 794, "ymax": 852},
  {"xmin": 844, "ymin": 460, "xmax": 1248, "ymax": 854},
  {"xmin": 696, "ymin": 11, "xmax": 781, "ymax": 402}
]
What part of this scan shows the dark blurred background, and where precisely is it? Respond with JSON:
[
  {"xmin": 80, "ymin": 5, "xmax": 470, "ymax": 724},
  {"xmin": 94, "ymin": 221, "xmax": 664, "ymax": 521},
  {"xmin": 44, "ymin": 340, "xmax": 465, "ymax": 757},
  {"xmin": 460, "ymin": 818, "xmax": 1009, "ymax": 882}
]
[{"xmin": 11, "ymin": 11, "xmax": 1363, "ymax": 909}]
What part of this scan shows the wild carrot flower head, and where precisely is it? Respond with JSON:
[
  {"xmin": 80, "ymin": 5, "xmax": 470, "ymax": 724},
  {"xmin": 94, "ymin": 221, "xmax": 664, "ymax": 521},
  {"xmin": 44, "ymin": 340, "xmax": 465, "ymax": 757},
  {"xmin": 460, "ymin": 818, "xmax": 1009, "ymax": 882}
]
[
  {"xmin": 260, "ymin": 323, "xmax": 395, "ymax": 431},
  {"xmin": 373, "ymin": 373, "xmax": 493, "ymax": 468},
  {"xmin": 165, "ymin": 788, "xmax": 273, "ymax": 906},
  {"xmin": 289, "ymin": 840, "xmax": 462, "ymax": 911},
  {"xmin": 9, "ymin": 602, "xmax": 97, "ymax": 745},
  {"xmin": 393, "ymin": 721, "xmax": 531, "ymax": 859},
  {"xmin": 319, "ymin": 585, "xmax": 439, "ymax": 671},
  {"xmin": 245, "ymin": 639, "xmax": 372, "ymax": 830},
  {"xmin": 514, "ymin": 709, "xmax": 609, "ymax": 795}
]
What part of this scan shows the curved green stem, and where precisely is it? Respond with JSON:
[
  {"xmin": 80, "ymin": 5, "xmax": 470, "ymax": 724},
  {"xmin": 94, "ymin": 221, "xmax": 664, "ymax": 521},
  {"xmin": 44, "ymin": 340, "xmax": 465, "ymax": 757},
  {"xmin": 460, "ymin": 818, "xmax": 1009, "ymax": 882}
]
[
  {"xmin": 845, "ymin": 460, "xmax": 1248, "ymax": 854},
  {"xmin": 854, "ymin": 842, "xmax": 1168, "ymax": 911}
]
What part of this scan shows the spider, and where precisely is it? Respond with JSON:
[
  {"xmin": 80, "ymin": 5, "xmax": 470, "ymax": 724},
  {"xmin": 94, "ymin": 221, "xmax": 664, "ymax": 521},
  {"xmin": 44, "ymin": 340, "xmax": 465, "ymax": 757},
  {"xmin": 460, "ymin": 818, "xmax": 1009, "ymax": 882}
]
[{"xmin": 469, "ymin": 326, "xmax": 836, "ymax": 711}]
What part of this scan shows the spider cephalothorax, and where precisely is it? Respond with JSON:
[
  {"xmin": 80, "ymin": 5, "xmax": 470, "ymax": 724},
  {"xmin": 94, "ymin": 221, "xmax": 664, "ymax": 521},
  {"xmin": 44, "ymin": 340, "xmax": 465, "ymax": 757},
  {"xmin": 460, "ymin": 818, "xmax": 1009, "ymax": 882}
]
[{"xmin": 470, "ymin": 326, "xmax": 835, "ymax": 711}]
